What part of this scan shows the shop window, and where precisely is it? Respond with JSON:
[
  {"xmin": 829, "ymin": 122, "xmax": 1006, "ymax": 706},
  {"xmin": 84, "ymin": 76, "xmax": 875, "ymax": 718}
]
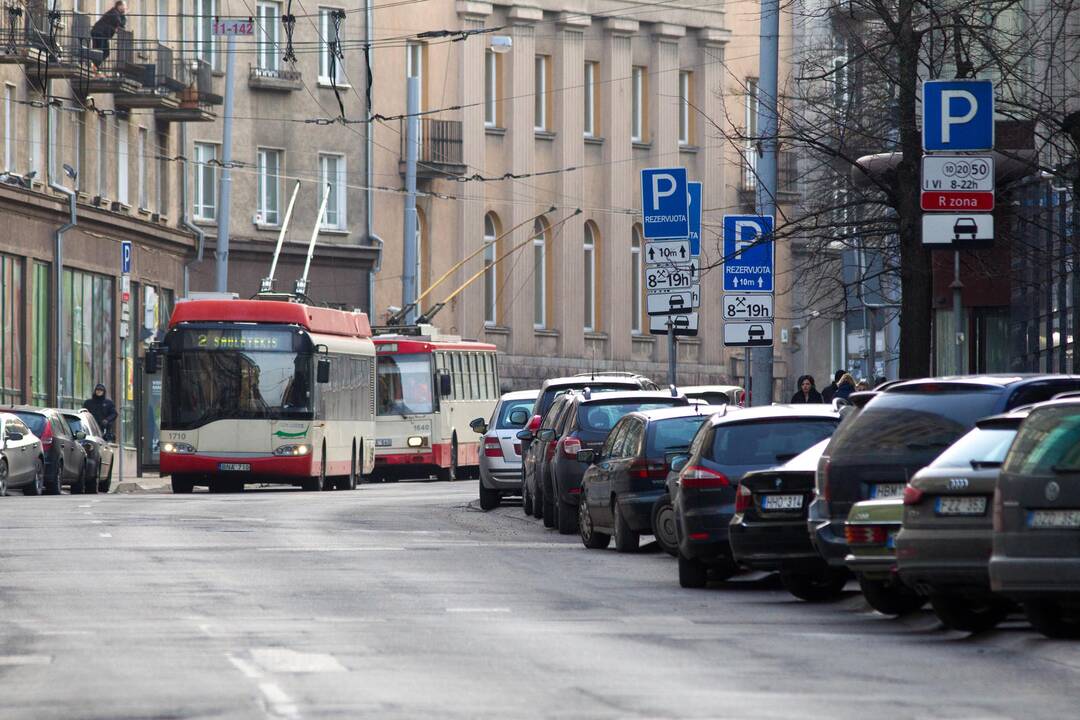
[{"xmin": 0, "ymin": 254, "xmax": 23, "ymax": 404}]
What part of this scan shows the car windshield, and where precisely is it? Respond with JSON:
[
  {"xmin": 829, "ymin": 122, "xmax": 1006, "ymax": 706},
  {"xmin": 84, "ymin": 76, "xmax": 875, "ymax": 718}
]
[
  {"xmin": 646, "ymin": 415, "xmax": 710, "ymax": 456},
  {"xmin": 1003, "ymin": 406, "xmax": 1080, "ymax": 475},
  {"xmin": 13, "ymin": 412, "xmax": 46, "ymax": 436},
  {"xmin": 377, "ymin": 353, "xmax": 434, "ymax": 416},
  {"xmin": 929, "ymin": 426, "xmax": 1018, "ymax": 468},
  {"xmin": 579, "ymin": 401, "xmax": 684, "ymax": 433},
  {"xmin": 496, "ymin": 399, "xmax": 535, "ymax": 429},
  {"xmin": 709, "ymin": 419, "xmax": 838, "ymax": 466}
]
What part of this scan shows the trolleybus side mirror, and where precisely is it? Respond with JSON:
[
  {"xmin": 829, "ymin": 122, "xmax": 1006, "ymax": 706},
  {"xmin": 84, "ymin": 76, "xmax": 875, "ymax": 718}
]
[
  {"xmin": 144, "ymin": 348, "xmax": 160, "ymax": 374},
  {"xmin": 317, "ymin": 358, "xmax": 331, "ymax": 384},
  {"xmin": 469, "ymin": 417, "xmax": 488, "ymax": 435},
  {"xmin": 439, "ymin": 372, "xmax": 453, "ymax": 398}
]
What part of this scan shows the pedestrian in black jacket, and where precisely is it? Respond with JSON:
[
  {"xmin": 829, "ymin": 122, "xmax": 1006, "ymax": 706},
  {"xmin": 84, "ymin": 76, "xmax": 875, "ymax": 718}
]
[
  {"xmin": 790, "ymin": 375, "xmax": 824, "ymax": 404},
  {"xmin": 91, "ymin": 1, "xmax": 127, "ymax": 65},
  {"xmin": 84, "ymin": 384, "xmax": 118, "ymax": 441},
  {"xmin": 821, "ymin": 369, "xmax": 845, "ymax": 403}
]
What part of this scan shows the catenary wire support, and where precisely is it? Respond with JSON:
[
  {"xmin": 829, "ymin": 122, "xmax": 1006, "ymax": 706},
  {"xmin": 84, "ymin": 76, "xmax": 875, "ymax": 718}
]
[
  {"xmin": 329, "ymin": 9, "xmax": 346, "ymax": 119},
  {"xmin": 282, "ymin": 0, "xmax": 296, "ymax": 63}
]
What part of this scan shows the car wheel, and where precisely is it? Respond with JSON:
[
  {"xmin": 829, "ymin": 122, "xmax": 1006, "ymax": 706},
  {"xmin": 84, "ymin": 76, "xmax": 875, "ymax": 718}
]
[
  {"xmin": 678, "ymin": 553, "xmax": 709, "ymax": 589},
  {"xmin": 171, "ymin": 474, "xmax": 195, "ymax": 494},
  {"xmin": 651, "ymin": 497, "xmax": 678, "ymax": 557},
  {"xmin": 70, "ymin": 463, "xmax": 85, "ymax": 494},
  {"xmin": 25, "ymin": 460, "xmax": 44, "ymax": 496},
  {"xmin": 578, "ymin": 495, "xmax": 610, "ymax": 549},
  {"xmin": 930, "ymin": 594, "xmax": 1011, "ymax": 633},
  {"xmin": 0, "ymin": 459, "xmax": 7, "ymax": 497},
  {"xmin": 542, "ymin": 483, "xmax": 556, "ymax": 528},
  {"xmin": 85, "ymin": 462, "xmax": 99, "ymax": 494},
  {"xmin": 46, "ymin": 460, "xmax": 63, "ymax": 495},
  {"xmin": 531, "ymin": 478, "xmax": 544, "ymax": 519},
  {"xmin": 612, "ymin": 501, "xmax": 639, "ymax": 553},
  {"xmin": 522, "ymin": 481, "xmax": 534, "ymax": 516},
  {"xmin": 479, "ymin": 482, "xmax": 501, "ymax": 511},
  {"xmin": 557, "ymin": 498, "xmax": 578, "ymax": 535},
  {"xmin": 437, "ymin": 438, "xmax": 459, "ymax": 482},
  {"xmin": 780, "ymin": 568, "xmax": 848, "ymax": 602},
  {"xmin": 1025, "ymin": 600, "xmax": 1080, "ymax": 639},
  {"xmin": 858, "ymin": 576, "xmax": 926, "ymax": 616}
]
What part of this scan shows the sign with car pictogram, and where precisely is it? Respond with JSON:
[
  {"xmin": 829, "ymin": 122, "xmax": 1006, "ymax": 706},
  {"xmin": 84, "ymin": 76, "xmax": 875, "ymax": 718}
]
[
  {"xmin": 921, "ymin": 213, "xmax": 993, "ymax": 247},
  {"xmin": 647, "ymin": 287, "xmax": 700, "ymax": 316},
  {"xmin": 649, "ymin": 312, "xmax": 698, "ymax": 337},
  {"xmin": 724, "ymin": 321, "xmax": 773, "ymax": 347}
]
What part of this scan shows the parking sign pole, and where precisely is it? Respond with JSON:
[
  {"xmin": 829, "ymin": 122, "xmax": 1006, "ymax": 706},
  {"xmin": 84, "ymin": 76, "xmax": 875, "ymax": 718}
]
[
  {"xmin": 952, "ymin": 250, "xmax": 964, "ymax": 372},
  {"xmin": 668, "ymin": 322, "xmax": 677, "ymax": 387}
]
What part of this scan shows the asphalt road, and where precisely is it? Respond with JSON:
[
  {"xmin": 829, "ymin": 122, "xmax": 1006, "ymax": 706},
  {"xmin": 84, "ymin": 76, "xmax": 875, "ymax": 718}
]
[{"xmin": 1, "ymin": 481, "xmax": 1079, "ymax": 719}]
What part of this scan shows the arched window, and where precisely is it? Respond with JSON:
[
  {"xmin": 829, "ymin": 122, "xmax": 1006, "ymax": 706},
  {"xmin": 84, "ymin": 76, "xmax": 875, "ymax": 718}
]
[
  {"xmin": 533, "ymin": 217, "xmax": 549, "ymax": 329},
  {"xmin": 483, "ymin": 212, "xmax": 500, "ymax": 326},
  {"xmin": 583, "ymin": 221, "xmax": 599, "ymax": 332},
  {"xmin": 631, "ymin": 224, "xmax": 644, "ymax": 334}
]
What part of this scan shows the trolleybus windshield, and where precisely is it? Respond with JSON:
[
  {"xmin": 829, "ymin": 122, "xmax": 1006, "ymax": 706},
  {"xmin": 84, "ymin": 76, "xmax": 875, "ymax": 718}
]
[{"xmin": 377, "ymin": 353, "xmax": 434, "ymax": 416}]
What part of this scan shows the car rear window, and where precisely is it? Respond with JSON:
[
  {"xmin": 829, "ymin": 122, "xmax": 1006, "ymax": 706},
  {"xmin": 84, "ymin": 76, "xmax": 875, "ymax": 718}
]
[
  {"xmin": 929, "ymin": 426, "xmax": 1018, "ymax": 468},
  {"xmin": 537, "ymin": 384, "xmax": 636, "ymax": 417},
  {"xmin": 13, "ymin": 411, "xmax": 46, "ymax": 435},
  {"xmin": 495, "ymin": 399, "xmax": 535, "ymax": 430},
  {"xmin": 1003, "ymin": 406, "xmax": 1080, "ymax": 475},
  {"xmin": 827, "ymin": 388, "xmax": 1003, "ymax": 459},
  {"xmin": 579, "ymin": 401, "xmax": 683, "ymax": 433},
  {"xmin": 708, "ymin": 419, "xmax": 837, "ymax": 466},
  {"xmin": 687, "ymin": 392, "xmax": 732, "ymax": 406},
  {"xmin": 646, "ymin": 416, "xmax": 710, "ymax": 455}
]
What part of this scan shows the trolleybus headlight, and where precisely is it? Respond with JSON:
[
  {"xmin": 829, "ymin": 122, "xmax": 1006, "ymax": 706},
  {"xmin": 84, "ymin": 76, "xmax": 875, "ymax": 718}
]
[
  {"xmin": 273, "ymin": 444, "xmax": 311, "ymax": 456},
  {"xmin": 162, "ymin": 442, "xmax": 196, "ymax": 454},
  {"xmin": 407, "ymin": 436, "xmax": 427, "ymax": 448}
]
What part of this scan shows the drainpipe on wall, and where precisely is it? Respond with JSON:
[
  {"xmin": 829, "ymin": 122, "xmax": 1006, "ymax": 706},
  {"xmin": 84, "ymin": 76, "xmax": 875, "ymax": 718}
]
[
  {"xmin": 364, "ymin": 0, "xmax": 381, "ymax": 315},
  {"xmin": 48, "ymin": 179, "xmax": 75, "ymax": 406},
  {"xmin": 179, "ymin": 122, "xmax": 205, "ymax": 297}
]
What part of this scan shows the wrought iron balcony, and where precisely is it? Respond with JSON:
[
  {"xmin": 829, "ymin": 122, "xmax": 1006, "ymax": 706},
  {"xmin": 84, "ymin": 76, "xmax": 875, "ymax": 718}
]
[
  {"xmin": 248, "ymin": 64, "xmax": 302, "ymax": 91},
  {"xmin": 1, "ymin": 4, "xmax": 94, "ymax": 79},
  {"xmin": 399, "ymin": 117, "xmax": 466, "ymax": 179},
  {"xmin": 741, "ymin": 147, "xmax": 800, "ymax": 199},
  {"xmin": 155, "ymin": 58, "xmax": 221, "ymax": 122}
]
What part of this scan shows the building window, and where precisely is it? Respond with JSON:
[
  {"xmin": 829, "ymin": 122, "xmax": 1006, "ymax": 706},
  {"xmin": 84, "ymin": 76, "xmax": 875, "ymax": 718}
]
[
  {"xmin": 319, "ymin": 8, "xmax": 346, "ymax": 85},
  {"xmin": 584, "ymin": 61, "xmax": 597, "ymax": 137},
  {"xmin": 631, "ymin": 66, "xmax": 646, "ymax": 143},
  {"xmin": 534, "ymin": 55, "xmax": 550, "ymax": 131},
  {"xmin": 30, "ymin": 262, "xmax": 48, "ymax": 405},
  {"xmin": 257, "ymin": 148, "xmax": 282, "ymax": 225},
  {"xmin": 483, "ymin": 212, "xmax": 499, "ymax": 325},
  {"xmin": 631, "ymin": 225, "xmax": 644, "ymax": 334},
  {"xmin": 29, "ymin": 105, "xmax": 43, "ymax": 178},
  {"xmin": 319, "ymin": 152, "xmax": 346, "ymax": 229},
  {"xmin": 0, "ymin": 253, "xmax": 23, "ymax": 405},
  {"xmin": 484, "ymin": 49, "xmax": 498, "ymax": 127},
  {"xmin": 96, "ymin": 115, "xmax": 107, "ymax": 197},
  {"xmin": 196, "ymin": 0, "xmax": 217, "ymax": 69},
  {"xmin": 73, "ymin": 111, "xmax": 85, "ymax": 192},
  {"xmin": 193, "ymin": 141, "xmax": 217, "ymax": 220},
  {"xmin": 116, "ymin": 118, "xmax": 128, "ymax": 205},
  {"xmin": 533, "ymin": 218, "xmax": 549, "ymax": 329},
  {"xmin": 137, "ymin": 127, "xmax": 148, "ymax": 209},
  {"xmin": 256, "ymin": 1, "xmax": 281, "ymax": 72},
  {"xmin": 679, "ymin": 70, "xmax": 692, "ymax": 145},
  {"xmin": 3, "ymin": 84, "xmax": 12, "ymax": 172},
  {"xmin": 583, "ymin": 222, "xmax": 598, "ymax": 332},
  {"xmin": 60, "ymin": 268, "xmax": 113, "ymax": 409}
]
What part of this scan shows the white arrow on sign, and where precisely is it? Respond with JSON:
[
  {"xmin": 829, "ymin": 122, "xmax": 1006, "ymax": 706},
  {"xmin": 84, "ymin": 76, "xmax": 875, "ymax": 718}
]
[
  {"xmin": 647, "ymin": 286, "xmax": 700, "ymax": 315},
  {"xmin": 645, "ymin": 266, "xmax": 695, "ymax": 292},
  {"xmin": 645, "ymin": 240, "xmax": 691, "ymax": 265}
]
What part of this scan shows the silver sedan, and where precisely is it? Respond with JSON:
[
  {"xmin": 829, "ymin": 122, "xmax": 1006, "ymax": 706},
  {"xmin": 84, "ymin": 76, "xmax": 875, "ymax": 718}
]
[{"xmin": 471, "ymin": 389, "xmax": 539, "ymax": 511}]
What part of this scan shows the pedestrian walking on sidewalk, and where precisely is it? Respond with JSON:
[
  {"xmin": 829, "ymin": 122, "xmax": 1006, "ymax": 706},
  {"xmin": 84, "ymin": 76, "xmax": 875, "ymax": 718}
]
[
  {"xmin": 790, "ymin": 375, "xmax": 823, "ymax": 404},
  {"xmin": 84, "ymin": 384, "xmax": 118, "ymax": 441}
]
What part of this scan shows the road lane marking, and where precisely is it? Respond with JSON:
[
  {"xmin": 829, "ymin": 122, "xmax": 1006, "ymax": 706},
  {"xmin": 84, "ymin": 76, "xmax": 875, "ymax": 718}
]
[
  {"xmin": 99, "ymin": 533, "xmax": 112, "ymax": 538},
  {"xmin": 259, "ymin": 682, "xmax": 300, "ymax": 719},
  {"xmin": 91, "ymin": 520, "xmax": 103, "ymax": 524},
  {"xmin": 251, "ymin": 648, "xmax": 346, "ymax": 673},
  {"xmin": 445, "ymin": 607, "xmax": 511, "ymax": 613},
  {"xmin": 78, "ymin": 504, "xmax": 91, "ymax": 508},
  {"xmin": 0, "ymin": 655, "xmax": 52, "ymax": 665},
  {"xmin": 227, "ymin": 654, "xmax": 262, "ymax": 680}
]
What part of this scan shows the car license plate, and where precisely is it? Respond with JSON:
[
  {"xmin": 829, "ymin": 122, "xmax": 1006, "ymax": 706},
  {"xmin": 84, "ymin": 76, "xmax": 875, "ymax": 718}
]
[
  {"xmin": 761, "ymin": 494, "xmax": 803, "ymax": 511},
  {"xmin": 871, "ymin": 483, "xmax": 905, "ymax": 499},
  {"xmin": 936, "ymin": 496, "xmax": 987, "ymax": 516},
  {"xmin": 886, "ymin": 531, "xmax": 898, "ymax": 549},
  {"xmin": 218, "ymin": 463, "xmax": 250, "ymax": 472},
  {"xmin": 1028, "ymin": 510, "xmax": 1080, "ymax": 529},
  {"xmin": 375, "ymin": 438, "xmax": 393, "ymax": 447}
]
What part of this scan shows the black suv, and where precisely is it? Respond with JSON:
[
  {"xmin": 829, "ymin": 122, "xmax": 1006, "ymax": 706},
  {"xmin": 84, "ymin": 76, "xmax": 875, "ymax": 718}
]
[
  {"xmin": 810, "ymin": 375, "xmax": 1080, "ymax": 571},
  {"xmin": 520, "ymin": 393, "xmax": 577, "ymax": 522}
]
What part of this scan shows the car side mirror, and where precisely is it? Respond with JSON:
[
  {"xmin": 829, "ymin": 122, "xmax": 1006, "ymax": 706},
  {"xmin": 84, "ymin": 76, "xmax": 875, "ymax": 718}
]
[
  {"xmin": 144, "ymin": 347, "xmax": 161, "ymax": 374},
  {"xmin": 508, "ymin": 409, "xmax": 529, "ymax": 426},
  {"xmin": 75, "ymin": 430, "xmax": 87, "ymax": 441},
  {"xmin": 665, "ymin": 450, "xmax": 687, "ymax": 467},
  {"xmin": 439, "ymin": 372, "xmax": 453, "ymax": 398},
  {"xmin": 671, "ymin": 454, "xmax": 690, "ymax": 473},
  {"xmin": 469, "ymin": 417, "xmax": 488, "ymax": 435},
  {"xmin": 7, "ymin": 431, "xmax": 23, "ymax": 441},
  {"xmin": 516, "ymin": 429, "xmax": 534, "ymax": 441},
  {"xmin": 577, "ymin": 449, "xmax": 596, "ymax": 464},
  {"xmin": 316, "ymin": 358, "xmax": 331, "ymax": 384},
  {"xmin": 536, "ymin": 428, "xmax": 556, "ymax": 442}
]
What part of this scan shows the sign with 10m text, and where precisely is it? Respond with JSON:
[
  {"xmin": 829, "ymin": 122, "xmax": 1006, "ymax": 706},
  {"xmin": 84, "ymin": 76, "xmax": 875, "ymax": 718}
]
[{"xmin": 722, "ymin": 215, "xmax": 774, "ymax": 292}]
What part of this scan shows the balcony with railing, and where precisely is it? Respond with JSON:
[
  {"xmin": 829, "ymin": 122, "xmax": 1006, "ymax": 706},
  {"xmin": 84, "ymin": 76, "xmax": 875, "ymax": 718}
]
[
  {"xmin": 248, "ymin": 64, "xmax": 302, "ymax": 91},
  {"xmin": 399, "ymin": 117, "xmax": 466, "ymax": 179},
  {"xmin": 1, "ymin": 3, "xmax": 93, "ymax": 80},
  {"xmin": 740, "ymin": 147, "xmax": 800, "ymax": 203},
  {"xmin": 155, "ymin": 58, "xmax": 221, "ymax": 122}
]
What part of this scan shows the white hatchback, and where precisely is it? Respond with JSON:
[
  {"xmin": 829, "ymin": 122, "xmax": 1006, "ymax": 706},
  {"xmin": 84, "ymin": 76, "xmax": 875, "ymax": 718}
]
[{"xmin": 472, "ymin": 389, "xmax": 540, "ymax": 510}]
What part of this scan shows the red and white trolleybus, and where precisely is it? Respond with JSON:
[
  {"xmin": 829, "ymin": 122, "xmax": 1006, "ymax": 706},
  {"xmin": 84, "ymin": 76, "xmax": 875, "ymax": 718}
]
[
  {"xmin": 151, "ymin": 296, "xmax": 377, "ymax": 493},
  {"xmin": 373, "ymin": 325, "xmax": 499, "ymax": 481}
]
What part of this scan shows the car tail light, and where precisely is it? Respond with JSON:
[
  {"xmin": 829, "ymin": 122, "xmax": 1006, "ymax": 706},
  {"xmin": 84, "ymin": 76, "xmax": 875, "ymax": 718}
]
[
  {"xmin": 735, "ymin": 483, "xmax": 753, "ymax": 513},
  {"xmin": 560, "ymin": 436, "xmax": 582, "ymax": 459},
  {"xmin": 526, "ymin": 415, "xmax": 542, "ymax": 432},
  {"xmin": 681, "ymin": 465, "xmax": 730, "ymax": 489},
  {"xmin": 39, "ymin": 420, "xmax": 53, "ymax": 450},
  {"xmin": 992, "ymin": 487, "xmax": 1004, "ymax": 532},
  {"xmin": 817, "ymin": 457, "xmax": 831, "ymax": 501},
  {"xmin": 629, "ymin": 458, "xmax": 668, "ymax": 480},
  {"xmin": 902, "ymin": 484, "xmax": 924, "ymax": 505},
  {"xmin": 484, "ymin": 437, "xmax": 503, "ymax": 458},
  {"xmin": 845, "ymin": 524, "xmax": 888, "ymax": 545},
  {"xmin": 513, "ymin": 443, "xmax": 522, "ymax": 456}
]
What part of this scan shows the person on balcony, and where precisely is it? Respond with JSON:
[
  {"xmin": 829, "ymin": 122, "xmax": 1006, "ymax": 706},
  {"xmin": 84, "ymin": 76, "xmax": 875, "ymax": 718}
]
[{"xmin": 91, "ymin": 1, "xmax": 128, "ymax": 66}]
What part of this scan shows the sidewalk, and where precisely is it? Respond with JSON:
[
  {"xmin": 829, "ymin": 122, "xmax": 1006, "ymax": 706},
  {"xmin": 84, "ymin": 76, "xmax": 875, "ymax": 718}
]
[{"xmin": 108, "ymin": 470, "xmax": 173, "ymax": 494}]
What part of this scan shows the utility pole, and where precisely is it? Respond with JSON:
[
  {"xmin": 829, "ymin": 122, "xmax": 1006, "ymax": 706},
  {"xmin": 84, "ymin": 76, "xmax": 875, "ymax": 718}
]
[
  {"xmin": 667, "ymin": 322, "xmax": 677, "ymax": 387},
  {"xmin": 402, "ymin": 76, "xmax": 420, "ymax": 324},
  {"xmin": 751, "ymin": 0, "xmax": 779, "ymax": 405},
  {"xmin": 215, "ymin": 31, "xmax": 239, "ymax": 292}
]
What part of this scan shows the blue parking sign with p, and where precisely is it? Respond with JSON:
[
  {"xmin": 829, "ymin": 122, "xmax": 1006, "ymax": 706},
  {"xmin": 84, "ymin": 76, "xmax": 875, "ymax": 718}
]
[
  {"xmin": 688, "ymin": 182, "xmax": 701, "ymax": 256},
  {"xmin": 922, "ymin": 79, "xmax": 994, "ymax": 152},
  {"xmin": 121, "ymin": 240, "xmax": 132, "ymax": 274},
  {"xmin": 723, "ymin": 215, "xmax": 773, "ymax": 292},
  {"xmin": 641, "ymin": 167, "xmax": 688, "ymax": 239}
]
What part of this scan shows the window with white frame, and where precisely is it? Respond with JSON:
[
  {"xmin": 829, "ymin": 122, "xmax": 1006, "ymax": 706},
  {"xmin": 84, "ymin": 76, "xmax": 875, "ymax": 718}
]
[
  {"xmin": 483, "ymin": 213, "xmax": 498, "ymax": 325},
  {"xmin": 631, "ymin": 66, "xmax": 645, "ymax": 143},
  {"xmin": 484, "ymin": 49, "xmax": 497, "ymax": 127},
  {"xmin": 3, "ymin": 84, "xmax": 12, "ymax": 172},
  {"xmin": 257, "ymin": 148, "xmax": 282, "ymax": 225},
  {"xmin": 584, "ymin": 61, "xmax": 597, "ymax": 137},
  {"xmin": 116, "ymin": 118, "xmax": 129, "ymax": 205},
  {"xmin": 257, "ymin": 1, "xmax": 281, "ymax": 72},
  {"xmin": 583, "ymin": 222, "xmax": 597, "ymax": 332},
  {"xmin": 319, "ymin": 152, "xmax": 346, "ymax": 229},
  {"xmin": 96, "ymin": 114, "xmax": 107, "ymax": 196},
  {"xmin": 193, "ymin": 141, "xmax": 217, "ymax": 220},
  {"xmin": 319, "ymin": 8, "xmax": 346, "ymax": 85},
  {"xmin": 533, "ymin": 218, "xmax": 548, "ymax": 328},
  {"xmin": 631, "ymin": 226, "xmax": 643, "ymax": 334},
  {"xmin": 137, "ymin": 127, "xmax": 148, "ymax": 209},
  {"xmin": 679, "ymin": 70, "xmax": 692, "ymax": 145},
  {"xmin": 196, "ymin": 0, "xmax": 217, "ymax": 69},
  {"xmin": 534, "ymin": 55, "xmax": 549, "ymax": 131}
]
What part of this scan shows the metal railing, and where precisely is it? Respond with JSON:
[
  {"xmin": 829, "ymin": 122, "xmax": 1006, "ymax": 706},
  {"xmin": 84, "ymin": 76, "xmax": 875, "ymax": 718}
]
[
  {"xmin": 400, "ymin": 117, "xmax": 464, "ymax": 168},
  {"xmin": 742, "ymin": 147, "xmax": 799, "ymax": 195}
]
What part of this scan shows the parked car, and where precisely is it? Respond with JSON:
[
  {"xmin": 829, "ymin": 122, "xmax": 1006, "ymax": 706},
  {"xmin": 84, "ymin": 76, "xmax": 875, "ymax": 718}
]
[
  {"xmin": 1, "ymin": 406, "xmax": 87, "ymax": 494},
  {"xmin": 576, "ymin": 405, "xmax": 716, "ymax": 550},
  {"xmin": 896, "ymin": 410, "xmax": 1025, "ymax": 632},
  {"xmin": 729, "ymin": 439, "xmax": 849, "ymax": 601},
  {"xmin": 672, "ymin": 404, "xmax": 840, "ymax": 588},
  {"xmin": 680, "ymin": 385, "xmax": 744, "ymax": 407},
  {"xmin": 990, "ymin": 398, "xmax": 1080, "ymax": 638},
  {"xmin": 844, "ymin": 498, "xmax": 925, "ymax": 615},
  {"xmin": 61, "ymin": 408, "xmax": 115, "ymax": 494},
  {"xmin": 520, "ymin": 393, "xmax": 578, "ymax": 522},
  {"xmin": 544, "ymin": 391, "xmax": 692, "ymax": 534},
  {"xmin": 809, "ymin": 376, "xmax": 1080, "ymax": 574},
  {"xmin": 471, "ymin": 389, "xmax": 539, "ymax": 510},
  {"xmin": 0, "ymin": 412, "xmax": 45, "ymax": 496}
]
